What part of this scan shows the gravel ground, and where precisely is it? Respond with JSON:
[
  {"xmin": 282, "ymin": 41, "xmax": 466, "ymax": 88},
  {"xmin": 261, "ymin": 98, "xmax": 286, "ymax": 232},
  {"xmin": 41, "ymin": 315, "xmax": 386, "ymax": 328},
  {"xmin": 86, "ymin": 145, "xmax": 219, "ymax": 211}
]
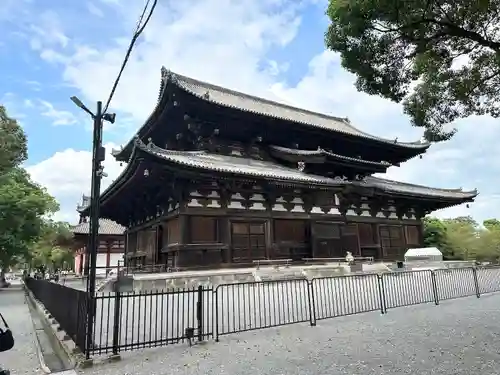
[
  {"xmin": 79, "ymin": 292, "xmax": 500, "ymax": 375},
  {"xmin": 0, "ymin": 290, "xmax": 44, "ymax": 375}
]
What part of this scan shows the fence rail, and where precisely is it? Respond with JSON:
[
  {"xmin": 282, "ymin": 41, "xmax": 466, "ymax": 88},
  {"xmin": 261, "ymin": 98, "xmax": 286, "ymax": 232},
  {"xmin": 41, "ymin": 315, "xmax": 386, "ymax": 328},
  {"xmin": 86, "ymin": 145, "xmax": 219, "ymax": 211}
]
[{"xmin": 25, "ymin": 266, "xmax": 500, "ymax": 358}]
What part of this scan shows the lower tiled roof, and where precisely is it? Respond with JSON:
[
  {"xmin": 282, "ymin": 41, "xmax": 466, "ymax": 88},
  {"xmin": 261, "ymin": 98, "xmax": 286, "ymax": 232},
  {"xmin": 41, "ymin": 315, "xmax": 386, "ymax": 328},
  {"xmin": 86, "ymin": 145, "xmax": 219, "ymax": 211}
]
[
  {"xmin": 138, "ymin": 141, "xmax": 477, "ymax": 200},
  {"xmin": 72, "ymin": 218, "xmax": 125, "ymax": 235},
  {"xmin": 269, "ymin": 145, "xmax": 393, "ymax": 167}
]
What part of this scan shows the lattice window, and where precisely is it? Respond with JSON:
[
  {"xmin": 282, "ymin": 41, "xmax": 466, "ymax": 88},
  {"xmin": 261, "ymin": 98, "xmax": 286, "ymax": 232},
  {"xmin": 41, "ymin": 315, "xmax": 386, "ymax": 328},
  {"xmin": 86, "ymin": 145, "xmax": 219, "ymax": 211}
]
[
  {"xmin": 380, "ymin": 225, "xmax": 405, "ymax": 258},
  {"xmin": 231, "ymin": 221, "xmax": 266, "ymax": 261}
]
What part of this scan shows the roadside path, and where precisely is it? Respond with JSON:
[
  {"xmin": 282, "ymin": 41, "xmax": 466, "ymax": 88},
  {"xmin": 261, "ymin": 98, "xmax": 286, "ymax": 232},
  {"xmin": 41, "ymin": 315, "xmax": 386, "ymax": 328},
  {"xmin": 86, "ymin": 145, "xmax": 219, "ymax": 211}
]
[{"xmin": 0, "ymin": 290, "xmax": 44, "ymax": 375}]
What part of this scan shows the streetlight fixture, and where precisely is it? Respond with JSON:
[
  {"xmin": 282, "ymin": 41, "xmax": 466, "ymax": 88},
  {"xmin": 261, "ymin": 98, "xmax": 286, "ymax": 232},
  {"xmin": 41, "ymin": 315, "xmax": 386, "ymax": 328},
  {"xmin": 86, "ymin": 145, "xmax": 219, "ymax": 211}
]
[{"xmin": 70, "ymin": 95, "xmax": 116, "ymax": 359}]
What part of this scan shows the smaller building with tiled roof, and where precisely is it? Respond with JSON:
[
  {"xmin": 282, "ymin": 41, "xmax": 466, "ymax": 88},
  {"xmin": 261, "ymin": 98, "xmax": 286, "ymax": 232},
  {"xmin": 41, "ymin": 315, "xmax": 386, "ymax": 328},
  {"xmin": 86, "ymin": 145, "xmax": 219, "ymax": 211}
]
[{"xmin": 72, "ymin": 196, "xmax": 125, "ymax": 276}]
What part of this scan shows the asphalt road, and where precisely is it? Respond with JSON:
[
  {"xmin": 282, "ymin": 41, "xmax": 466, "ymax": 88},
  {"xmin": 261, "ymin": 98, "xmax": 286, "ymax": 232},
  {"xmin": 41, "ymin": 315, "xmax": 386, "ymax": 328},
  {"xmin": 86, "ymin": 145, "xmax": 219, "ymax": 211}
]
[
  {"xmin": 0, "ymin": 289, "xmax": 44, "ymax": 375},
  {"xmin": 80, "ymin": 292, "xmax": 500, "ymax": 375}
]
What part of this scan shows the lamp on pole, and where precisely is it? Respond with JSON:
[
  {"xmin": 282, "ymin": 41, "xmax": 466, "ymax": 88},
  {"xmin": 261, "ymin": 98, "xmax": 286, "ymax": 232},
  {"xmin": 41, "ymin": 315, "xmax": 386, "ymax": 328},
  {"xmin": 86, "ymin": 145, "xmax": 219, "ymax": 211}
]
[{"xmin": 70, "ymin": 96, "xmax": 115, "ymax": 359}]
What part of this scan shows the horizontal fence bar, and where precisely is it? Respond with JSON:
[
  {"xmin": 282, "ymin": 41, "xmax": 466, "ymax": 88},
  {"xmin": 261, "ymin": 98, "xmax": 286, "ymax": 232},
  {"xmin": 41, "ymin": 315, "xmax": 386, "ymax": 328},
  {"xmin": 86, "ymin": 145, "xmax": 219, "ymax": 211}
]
[{"xmin": 25, "ymin": 265, "xmax": 500, "ymax": 358}]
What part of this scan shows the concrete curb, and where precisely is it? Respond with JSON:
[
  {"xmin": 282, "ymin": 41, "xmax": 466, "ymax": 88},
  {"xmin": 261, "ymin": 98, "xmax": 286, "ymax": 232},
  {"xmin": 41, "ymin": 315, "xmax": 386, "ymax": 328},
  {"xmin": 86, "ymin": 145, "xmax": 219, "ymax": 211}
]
[
  {"xmin": 25, "ymin": 291, "xmax": 52, "ymax": 374},
  {"xmin": 24, "ymin": 288, "xmax": 88, "ymax": 369}
]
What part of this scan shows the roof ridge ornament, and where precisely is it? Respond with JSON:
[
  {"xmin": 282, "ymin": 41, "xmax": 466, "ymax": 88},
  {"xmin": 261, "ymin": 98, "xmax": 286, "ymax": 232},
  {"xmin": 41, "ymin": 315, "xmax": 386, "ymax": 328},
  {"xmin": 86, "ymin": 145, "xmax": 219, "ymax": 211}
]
[{"xmin": 297, "ymin": 161, "xmax": 306, "ymax": 172}]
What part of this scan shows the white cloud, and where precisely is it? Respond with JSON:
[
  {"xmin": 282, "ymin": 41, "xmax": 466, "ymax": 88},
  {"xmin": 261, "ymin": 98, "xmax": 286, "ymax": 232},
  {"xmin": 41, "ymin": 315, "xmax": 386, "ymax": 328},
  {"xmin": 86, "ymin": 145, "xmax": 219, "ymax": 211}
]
[
  {"xmin": 39, "ymin": 100, "xmax": 77, "ymax": 126},
  {"xmin": 87, "ymin": 3, "xmax": 104, "ymax": 18},
  {"xmin": 23, "ymin": 0, "xmax": 500, "ymax": 223},
  {"xmin": 26, "ymin": 143, "xmax": 124, "ymax": 223},
  {"xmin": 29, "ymin": 11, "xmax": 69, "ymax": 50}
]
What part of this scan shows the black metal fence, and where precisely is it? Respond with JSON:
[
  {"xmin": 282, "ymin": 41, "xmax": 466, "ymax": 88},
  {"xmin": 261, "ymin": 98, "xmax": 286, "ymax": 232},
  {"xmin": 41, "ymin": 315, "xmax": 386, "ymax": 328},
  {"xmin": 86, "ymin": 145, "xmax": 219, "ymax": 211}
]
[
  {"xmin": 91, "ymin": 286, "xmax": 213, "ymax": 355},
  {"xmin": 25, "ymin": 266, "xmax": 500, "ymax": 357},
  {"xmin": 25, "ymin": 277, "xmax": 87, "ymax": 352}
]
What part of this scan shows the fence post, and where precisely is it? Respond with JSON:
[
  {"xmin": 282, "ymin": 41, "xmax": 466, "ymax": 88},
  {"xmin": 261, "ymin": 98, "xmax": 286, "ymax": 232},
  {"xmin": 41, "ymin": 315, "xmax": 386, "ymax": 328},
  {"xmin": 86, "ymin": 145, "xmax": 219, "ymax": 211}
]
[
  {"xmin": 377, "ymin": 274, "xmax": 386, "ymax": 314},
  {"xmin": 472, "ymin": 267, "xmax": 480, "ymax": 298},
  {"xmin": 214, "ymin": 287, "xmax": 219, "ymax": 342},
  {"xmin": 85, "ymin": 294, "xmax": 93, "ymax": 357},
  {"xmin": 197, "ymin": 285, "xmax": 203, "ymax": 342},
  {"xmin": 307, "ymin": 280, "xmax": 316, "ymax": 326},
  {"xmin": 112, "ymin": 291, "xmax": 121, "ymax": 355},
  {"xmin": 430, "ymin": 271, "xmax": 439, "ymax": 305}
]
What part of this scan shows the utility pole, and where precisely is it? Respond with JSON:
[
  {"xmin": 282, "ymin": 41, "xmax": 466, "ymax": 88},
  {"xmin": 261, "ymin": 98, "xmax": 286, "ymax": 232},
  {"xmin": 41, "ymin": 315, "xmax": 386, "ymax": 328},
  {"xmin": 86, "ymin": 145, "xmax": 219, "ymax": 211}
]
[{"xmin": 70, "ymin": 97, "xmax": 115, "ymax": 359}]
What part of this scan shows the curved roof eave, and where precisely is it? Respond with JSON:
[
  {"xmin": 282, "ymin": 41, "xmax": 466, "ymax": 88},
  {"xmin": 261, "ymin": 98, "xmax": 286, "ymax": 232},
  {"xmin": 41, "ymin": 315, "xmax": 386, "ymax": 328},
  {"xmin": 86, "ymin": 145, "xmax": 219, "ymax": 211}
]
[
  {"xmin": 79, "ymin": 144, "xmax": 144, "ymax": 216},
  {"xmin": 113, "ymin": 67, "xmax": 431, "ymax": 161},
  {"xmin": 164, "ymin": 69, "xmax": 431, "ymax": 151},
  {"xmin": 134, "ymin": 139, "xmax": 478, "ymax": 202}
]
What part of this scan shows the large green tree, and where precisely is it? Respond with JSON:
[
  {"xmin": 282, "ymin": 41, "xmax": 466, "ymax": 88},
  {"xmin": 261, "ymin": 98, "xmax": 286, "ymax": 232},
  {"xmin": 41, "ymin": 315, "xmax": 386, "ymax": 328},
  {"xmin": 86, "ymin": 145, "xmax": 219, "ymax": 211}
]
[
  {"xmin": 29, "ymin": 220, "xmax": 74, "ymax": 271},
  {"xmin": 0, "ymin": 106, "xmax": 58, "ymax": 284},
  {"xmin": 325, "ymin": 0, "xmax": 500, "ymax": 141},
  {"xmin": 0, "ymin": 105, "xmax": 27, "ymax": 174},
  {"xmin": 422, "ymin": 216, "xmax": 452, "ymax": 255},
  {"xmin": 443, "ymin": 216, "xmax": 479, "ymax": 260}
]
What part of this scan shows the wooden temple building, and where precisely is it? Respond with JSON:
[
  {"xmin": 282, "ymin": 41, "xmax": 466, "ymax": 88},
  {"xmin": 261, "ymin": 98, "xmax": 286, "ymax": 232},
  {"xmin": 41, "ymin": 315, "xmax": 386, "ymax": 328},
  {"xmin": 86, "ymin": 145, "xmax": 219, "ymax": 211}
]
[
  {"xmin": 79, "ymin": 68, "xmax": 477, "ymax": 269},
  {"xmin": 72, "ymin": 195, "xmax": 125, "ymax": 275}
]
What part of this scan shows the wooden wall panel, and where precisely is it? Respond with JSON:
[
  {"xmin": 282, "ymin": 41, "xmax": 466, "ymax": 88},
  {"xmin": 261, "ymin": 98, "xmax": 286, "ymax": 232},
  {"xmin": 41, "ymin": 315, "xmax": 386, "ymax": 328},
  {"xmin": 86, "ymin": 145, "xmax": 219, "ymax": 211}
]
[{"xmin": 190, "ymin": 216, "xmax": 218, "ymax": 243}]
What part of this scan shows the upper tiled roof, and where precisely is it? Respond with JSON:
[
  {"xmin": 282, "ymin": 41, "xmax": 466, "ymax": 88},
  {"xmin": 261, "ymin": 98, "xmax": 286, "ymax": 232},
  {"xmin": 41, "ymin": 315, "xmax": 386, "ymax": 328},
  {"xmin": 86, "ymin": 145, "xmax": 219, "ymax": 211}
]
[
  {"xmin": 163, "ymin": 69, "xmax": 430, "ymax": 149},
  {"xmin": 72, "ymin": 219, "xmax": 125, "ymax": 236},
  {"xmin": 137, "ymin": 140, "xmax": 477, "ymax": 200}
]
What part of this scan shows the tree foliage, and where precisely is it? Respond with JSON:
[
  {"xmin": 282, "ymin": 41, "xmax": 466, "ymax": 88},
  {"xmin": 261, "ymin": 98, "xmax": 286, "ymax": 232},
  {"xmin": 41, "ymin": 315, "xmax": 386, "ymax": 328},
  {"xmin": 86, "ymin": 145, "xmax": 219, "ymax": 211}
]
[
  {"xmin": 29, "ymin": 220, "xmax": 74, "ymax": 270},
  {"xmin": 0, "ymin": 106, "xmax": 27, "ymax": 175},
  {"xmin": 0, "ymin": 105, "xmax": 60, "ymax": 276},
  {"xmin": 423, "ymin": 216, "xmax": 500, "ymax": 262},
  {"xmin": 325, "ymin": 0, "xmax": 500, "ymax": 141},
  {"xmin": 0, "ymin": 169, "xmax": 58, "ymax": 270}
]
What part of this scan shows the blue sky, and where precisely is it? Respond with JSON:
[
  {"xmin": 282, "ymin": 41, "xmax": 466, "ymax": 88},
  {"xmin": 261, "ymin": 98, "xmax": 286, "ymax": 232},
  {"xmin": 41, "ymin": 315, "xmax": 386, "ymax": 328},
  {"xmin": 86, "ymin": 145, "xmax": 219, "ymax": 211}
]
[{"xmin": 1, "ymin": 0, "xmax": 497, "ymax": 223}]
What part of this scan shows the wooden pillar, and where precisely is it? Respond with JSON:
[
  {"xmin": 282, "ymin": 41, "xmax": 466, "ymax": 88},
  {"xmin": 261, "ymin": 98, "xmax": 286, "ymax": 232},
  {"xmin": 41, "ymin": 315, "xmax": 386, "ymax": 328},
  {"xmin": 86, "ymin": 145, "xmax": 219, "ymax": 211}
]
[
  {"xmin": 176, "ymin": 214, "xmax": 190, "ymax": 267},
  {"xmin": 418, "ymin": 221, "xmax": 425, "ymax": 247},
  {"xmin": 219, "ymin": 215, "xmax": 231, "ymax": 263},
  {"xmin": 124, "ymin": 230, "xmax": 129, "ymax": 268},
  {"xmin": 266, "ymin": 218, "xmax": 274, "ymax": 259}
]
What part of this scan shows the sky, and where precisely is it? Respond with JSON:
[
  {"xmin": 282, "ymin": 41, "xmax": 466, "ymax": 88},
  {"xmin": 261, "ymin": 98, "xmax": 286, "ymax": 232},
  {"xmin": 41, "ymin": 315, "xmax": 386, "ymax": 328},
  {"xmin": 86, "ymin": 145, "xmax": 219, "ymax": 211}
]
[{"xmin": 0, "ymin": 0, "xmax": 497, "ymax": 224}]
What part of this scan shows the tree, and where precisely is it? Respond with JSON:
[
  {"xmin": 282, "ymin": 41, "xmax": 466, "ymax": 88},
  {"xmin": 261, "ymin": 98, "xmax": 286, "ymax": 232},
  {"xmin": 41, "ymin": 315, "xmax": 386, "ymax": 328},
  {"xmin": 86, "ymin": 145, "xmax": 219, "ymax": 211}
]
[
  {"xmin": 325, "ymin": 0, "xmax": 500, "ymax": 141},
  {"xmin": 423, "ymin": 217, "xmax": 447, "ymax": 246},
  {"xmin": 443, "ymin": 216, "xmax": 479, "ymax": 260},
  {"xmin": 0, "ymin": 106, "xmax": 59, "ymax": 285},
  {"xmin": 0, "ymin": 169, "xmax": 58, "ymax": 277},
  {"xmin": 422, "ymin": 217, "xmax": 456, "ymax": 259},
  {"xmin": 483, "ymin": 218, "xmax": 500, "ymax": 232},
  {"xmin": 29, "ymin": 220, "xmax": 74, "ymax": 271},
  {"xmin": 0, "ymin": 106, "xmax": 27, "ymax": 175}
]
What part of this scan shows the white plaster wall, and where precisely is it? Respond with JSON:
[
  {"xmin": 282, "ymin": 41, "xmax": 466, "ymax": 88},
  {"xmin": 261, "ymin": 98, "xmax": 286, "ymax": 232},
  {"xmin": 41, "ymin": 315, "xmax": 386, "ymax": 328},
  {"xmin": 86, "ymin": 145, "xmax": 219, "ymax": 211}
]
[
  {"xmin": 95, "ymin": 253, "xmax": 125, "ymax": 275},
  {"xmin": 96, "ymin": 254, "xmax": 108, "ymax": 275}
]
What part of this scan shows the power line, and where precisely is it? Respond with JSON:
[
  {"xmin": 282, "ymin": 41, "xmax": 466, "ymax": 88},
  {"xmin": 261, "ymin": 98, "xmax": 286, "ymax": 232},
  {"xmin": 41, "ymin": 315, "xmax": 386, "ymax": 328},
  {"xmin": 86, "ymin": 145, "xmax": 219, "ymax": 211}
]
[{"xmin": 103, "ymin": 0, "xmax": 158, "ymax": 114}]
